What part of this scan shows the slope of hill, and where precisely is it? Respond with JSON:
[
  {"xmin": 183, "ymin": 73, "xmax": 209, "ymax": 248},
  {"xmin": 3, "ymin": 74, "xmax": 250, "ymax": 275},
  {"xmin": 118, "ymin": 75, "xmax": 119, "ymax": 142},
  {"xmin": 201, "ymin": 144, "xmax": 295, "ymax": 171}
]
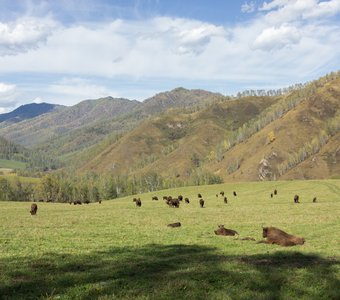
[
  {"xmin": 81, "ymin": 96, "xmax": 280, "ymax": 175},
  {"xmin": 0, "ymin": 89, "xmax": 225, "ymax": 157},
  {"xmin": 0, "ymin": 97, "xmax": 141, "ymax": 147},
  {"xmin": 0, "ymin": 103, "xmax": 62, "ymax": 124},
  {"xmin": 205, "ymin": 77, "xmax": 340, "ymax": 181},
  {"xmin": 80, "ymin": 74, "xmax": 340, "ymax": 181}
]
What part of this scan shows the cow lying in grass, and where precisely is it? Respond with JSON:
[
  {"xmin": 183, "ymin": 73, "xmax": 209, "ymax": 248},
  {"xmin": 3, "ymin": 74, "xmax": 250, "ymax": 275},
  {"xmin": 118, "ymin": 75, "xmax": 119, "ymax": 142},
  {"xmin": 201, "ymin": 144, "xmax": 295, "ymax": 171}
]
[
  {"xmin": 259, "ymin": 227, "xmax": 305, "ymax": 246},
  {"xmin": 214, "ymin": 225, "xmax": 238, "ymax": 236}
]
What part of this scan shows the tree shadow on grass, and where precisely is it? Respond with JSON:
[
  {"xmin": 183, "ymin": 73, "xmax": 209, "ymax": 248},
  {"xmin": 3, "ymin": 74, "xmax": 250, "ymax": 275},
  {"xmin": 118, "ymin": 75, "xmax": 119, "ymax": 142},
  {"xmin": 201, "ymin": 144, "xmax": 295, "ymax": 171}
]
[{"xmin": 0, "ymin": 244, "xmax": 339, "ymax": 299}]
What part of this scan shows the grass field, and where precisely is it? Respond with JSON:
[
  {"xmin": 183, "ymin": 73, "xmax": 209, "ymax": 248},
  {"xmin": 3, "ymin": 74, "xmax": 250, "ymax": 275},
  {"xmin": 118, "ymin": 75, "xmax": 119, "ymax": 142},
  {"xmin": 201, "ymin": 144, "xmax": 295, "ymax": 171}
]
[
  {"xmin": 0, "ymin": 159, "xmax": 26, "ymax": 170},
  {"xmin": 0, "ymin": 180, "xmax": 339, "ymax": 299}
]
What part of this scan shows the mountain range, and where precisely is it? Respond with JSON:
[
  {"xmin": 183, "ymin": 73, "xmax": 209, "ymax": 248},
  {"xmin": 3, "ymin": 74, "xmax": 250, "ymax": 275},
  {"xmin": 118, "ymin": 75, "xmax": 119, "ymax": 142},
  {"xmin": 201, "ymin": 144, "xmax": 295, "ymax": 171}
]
[{"xmin": 0, "ymin": 71, "xmax": 339, "ymax": 181}]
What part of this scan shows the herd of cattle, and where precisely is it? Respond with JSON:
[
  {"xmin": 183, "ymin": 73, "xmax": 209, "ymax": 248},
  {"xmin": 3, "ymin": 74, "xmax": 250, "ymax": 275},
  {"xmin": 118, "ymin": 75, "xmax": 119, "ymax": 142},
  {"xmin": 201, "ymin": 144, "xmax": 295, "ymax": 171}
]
[{"xmin": 29, "ymin": 188, "xmax": 316, "ymax": 247}]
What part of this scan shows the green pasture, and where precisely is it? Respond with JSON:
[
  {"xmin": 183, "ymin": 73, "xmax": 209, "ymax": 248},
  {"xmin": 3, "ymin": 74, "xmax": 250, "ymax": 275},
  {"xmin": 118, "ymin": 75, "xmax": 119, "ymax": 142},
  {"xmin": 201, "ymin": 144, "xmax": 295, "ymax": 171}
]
[
  {"xmin": 0, "ymin": 180, "xmax": 339, "ymax": 299},
  {"xmin": 0, "ymin": 159, "xmax": 26, "ymax": 170}
]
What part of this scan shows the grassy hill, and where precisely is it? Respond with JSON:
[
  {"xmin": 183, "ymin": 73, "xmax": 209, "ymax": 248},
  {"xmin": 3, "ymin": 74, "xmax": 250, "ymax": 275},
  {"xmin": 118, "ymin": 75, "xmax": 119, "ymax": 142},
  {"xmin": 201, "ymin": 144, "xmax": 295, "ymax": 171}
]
[
  {"xmin": 79, "ymin": 73, "xmax": 340, "ymax": 181},
  {"xmin": 81, "ymin": 96, "xmax": 279, "ymax": 175},
  {"xmin": 206, "ymin": 77, "xmax": 340, "ymax": 181},
  {"xmin": 0, "ymin": 179, "xmax": 339, "ymax": 299}
]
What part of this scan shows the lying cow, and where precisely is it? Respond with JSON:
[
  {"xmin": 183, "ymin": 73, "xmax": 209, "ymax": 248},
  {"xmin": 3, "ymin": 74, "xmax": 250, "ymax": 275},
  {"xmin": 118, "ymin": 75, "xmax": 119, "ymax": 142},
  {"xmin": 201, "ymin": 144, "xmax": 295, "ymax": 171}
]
[
  {"xmin": 259, "ymin": 227, "xmax": 305, "ymax": 246},
  {"xmin": 214, "ymin": 225, "xmax": 238, "ymax": 236}
]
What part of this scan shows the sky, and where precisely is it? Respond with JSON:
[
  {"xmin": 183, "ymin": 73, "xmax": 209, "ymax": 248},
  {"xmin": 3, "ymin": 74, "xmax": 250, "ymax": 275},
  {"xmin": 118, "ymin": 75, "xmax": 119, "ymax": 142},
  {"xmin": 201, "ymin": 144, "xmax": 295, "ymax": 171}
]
[{"xmin": 0, "ymin": 0, "xmax": 340, "ymax": 112}]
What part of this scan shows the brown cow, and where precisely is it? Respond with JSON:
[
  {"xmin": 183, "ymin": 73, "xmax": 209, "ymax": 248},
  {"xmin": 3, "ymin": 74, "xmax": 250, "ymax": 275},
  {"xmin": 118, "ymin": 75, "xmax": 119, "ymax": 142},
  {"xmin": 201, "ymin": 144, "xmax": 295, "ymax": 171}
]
[
  {"xmin": 220, "ymin": 191, "xmax": 225, "ymax": 196},
  {"xmin": 259, "ymin": 227, "xmax": 305, "ymax": 246},
  {"xmin": 199, "ymin": 198, "xmax": 204, "ymax": 208},
  {"xmin": 99, "ymin": 200, "xmax": 102, "ymax": 204},
  {"xmin": 152, "ymin": 196, "xmax": 158, "ymax": 201},
  {"xmin": 224, "ymin": 197, "xmax": 228, "ymax": 204},
  {"xmin": 233, "ymin": 191, "xmax": 237, "ymax": 196},
  {"xmin": 185, "ymin": 198, "xmax": 190, "ymax": 204},
  {"xmin": 166, "ymin": 198, "xmax": 179, "ymax": 208},
  {"xmin": 294, "ymin": 195, "xmax": 300, "ymax": 203},
  {"xmin": 270, "ymin": 193, "xmax": 273, "ymax": 198},
  {"xmin": 313, "ymin": 197, "xmax": 317, "ymax": 203},
  {"xmin": 274, "ymin": 189, "xmax": 278, "ymax": 195},
  {"xmin": 30, "ymin": 203, "xmax": 38, "ymax": 215},
  {"xmin": 167, "ymin": 222, "xmax": 181, "ymax": 228},
  {"xmin": 135, "ymin": 198, "xmax": 142, "ymax": 207},
  {"xmin": 198, "ymin": 193, "xmax": 202, "ymax": 198},
  {"xmin": 178, "ymin": 195, "xmax": 183, "ymax": 201},
  {"xmin": 214, "ymin": 225, "xmax": 238, "ymax": 236}
]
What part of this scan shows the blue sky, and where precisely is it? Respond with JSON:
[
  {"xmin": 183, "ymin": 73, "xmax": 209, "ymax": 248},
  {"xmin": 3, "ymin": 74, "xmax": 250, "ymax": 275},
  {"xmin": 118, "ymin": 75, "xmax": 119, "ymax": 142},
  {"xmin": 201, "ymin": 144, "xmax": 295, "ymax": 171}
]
[{"xmin": 0, "ymin": 0, "xmax": 340, "ymax": 111}]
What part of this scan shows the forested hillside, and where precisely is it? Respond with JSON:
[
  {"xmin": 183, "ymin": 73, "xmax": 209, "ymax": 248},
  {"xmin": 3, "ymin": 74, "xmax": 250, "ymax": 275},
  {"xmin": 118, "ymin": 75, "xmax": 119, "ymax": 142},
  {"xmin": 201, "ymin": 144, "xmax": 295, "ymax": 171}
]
[
  {"xmin": 0, "ymin": 136, "xmax": 59, "ymax": 171},
  {"xmin": 80, "ymin": 72, "xmax": 340, "ymax": 182},
  {"xmin": 0, "ymin": 72, "xmax": 339, "ymax": 189}
]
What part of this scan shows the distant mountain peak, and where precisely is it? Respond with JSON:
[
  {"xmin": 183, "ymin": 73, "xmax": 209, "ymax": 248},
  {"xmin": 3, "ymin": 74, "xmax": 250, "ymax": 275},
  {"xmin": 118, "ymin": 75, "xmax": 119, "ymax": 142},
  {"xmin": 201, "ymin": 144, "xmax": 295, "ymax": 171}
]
[{"xmin": 0, "ymin": 102, "xmax": 62, "ymax": 124}]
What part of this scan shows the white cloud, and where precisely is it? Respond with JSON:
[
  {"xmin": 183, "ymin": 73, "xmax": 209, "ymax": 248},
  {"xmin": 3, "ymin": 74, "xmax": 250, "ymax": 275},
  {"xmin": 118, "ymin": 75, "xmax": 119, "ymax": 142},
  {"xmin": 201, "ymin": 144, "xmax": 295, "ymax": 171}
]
[
  {"xmin": 260, "ymin": 0, "xmax": 340, "ymax": 23},
  {"xmin": 0, "ymin": 17, "xmax": 56, "ymax": 56},
  {"xmin": 48, "ymin": 77, "xmax": 119, "ymax": 103},
  {"xmin": 260, "ymin": 0, "xmax": 292, "ymax": 11},
  {"xmin": 0, "ymin": 6, "xmax": 339, "ymax": 106},
  {"xmin": 0, "ymin": 82, "xmax": 16, "ymax": 94},
  {"xmin": 253, "ymin": 24, "xmax": 301, "ymax": 50},
  {"xmin": 303, "ymin": 0, "xmax": 340, "ymax": 18},
  {"xmin": 0, "ymin": 82, "xmax": 18, "ymax": 112},
  {"xmin": 241, "ymin": 1, "xmax": 256, "ymax": 13},
  {"xmin": 33, "ymin": 97, "xmax": 43, "ymax": 103}
]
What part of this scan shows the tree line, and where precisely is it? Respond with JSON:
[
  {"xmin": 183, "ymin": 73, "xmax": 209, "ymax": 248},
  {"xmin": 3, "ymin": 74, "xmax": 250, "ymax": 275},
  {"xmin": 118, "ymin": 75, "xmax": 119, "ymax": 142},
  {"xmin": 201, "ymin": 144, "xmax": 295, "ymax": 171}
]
[{"xmin": 0, "ymin": 170, "xmax": 222, "ymax": 202}]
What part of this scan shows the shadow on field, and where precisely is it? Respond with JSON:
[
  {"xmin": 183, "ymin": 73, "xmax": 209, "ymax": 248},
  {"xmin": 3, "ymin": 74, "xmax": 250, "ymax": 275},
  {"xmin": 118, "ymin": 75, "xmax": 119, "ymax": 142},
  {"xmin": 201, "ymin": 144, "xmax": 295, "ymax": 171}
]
[{"xmin": 0, "ymin": 244, "xmax": 339, "ymax": 299}]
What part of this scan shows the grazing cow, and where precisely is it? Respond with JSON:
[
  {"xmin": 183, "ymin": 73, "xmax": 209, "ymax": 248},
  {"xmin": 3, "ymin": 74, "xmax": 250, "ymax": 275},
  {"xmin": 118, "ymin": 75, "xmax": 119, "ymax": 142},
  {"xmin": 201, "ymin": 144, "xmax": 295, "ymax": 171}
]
[
  {"xmin": 224, "ymin": 197, "xmax": 228, "ymax": 204},
  {"xmin": 178, "ymin": 195, "xmax": 183, "ymax": 201},
  {"xmin": 313, "ymin": 197, "xmax": 317, "ymax": 203},
  {"xmin": 73, "ymin": 200, "xmax": 82, "ymax": 205},
  {"xmin": 274, "ymin": 189, "xmax": 278, "ymax": 195},
  {"xmin": 38, "ymin": 199, "xmax": 44, "ymax": 202},
  {"xmin": 220, "ymin": 191, "xmax": 225, "ymax": 196},
  {"xmin": 152, "ymin": 196, "xmax": 158, "ymax": 201},
  {"xmin": 233, "ymin": 191, "xmax": 237, "ymax": 196},
  {"xmin": 214, "ymin": 225, "xmax": 238, "ymax": 236},
  {"xmin": 133, "ymin": 198, "xmax": 137, "ymax": 202},
  {"xmin": 167, "ymin": 222, "xmax": 181, "ymax": 228},
  {"xmin": 199, "ymin": 198, "xmax": 204, "ymax": 208},
  {"xmin": 294, "ymin": 195, "xmax": 300, "ymax": 203},
  {"xmin": 135, "ymin": 198, "xmax": 142, "ymax": 207},
  {"xmin": 270, "ymin": 193, "xmax": 273, "ymax": 198},
  {"xmin": 30, "ymin": 204, "xmax": 38, "ymax": 215},
  {"xmin": 99, "ymin": 200, "xmax": 102, "ymax": 204},
  {"xmin": 84, "ymin": 200, "xmax": 90, "ymax": 204},
  {"xmin": 184, "ymin": 198, "xmax": 190, "ymax": 204},
  {"xmin": 198, "ymin": 193, "xmax": 202, "ymax": 198},
  {"xmin": 259, "ymin": 227, "xmax": 305, "ymax": 246},
  {"xmin": 166, "ymin": 198, "xmax": 180, "ymax": 208},
  {"xmin": 163, "ymin": 196, "xmax": 168, "ymax": 200}
]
